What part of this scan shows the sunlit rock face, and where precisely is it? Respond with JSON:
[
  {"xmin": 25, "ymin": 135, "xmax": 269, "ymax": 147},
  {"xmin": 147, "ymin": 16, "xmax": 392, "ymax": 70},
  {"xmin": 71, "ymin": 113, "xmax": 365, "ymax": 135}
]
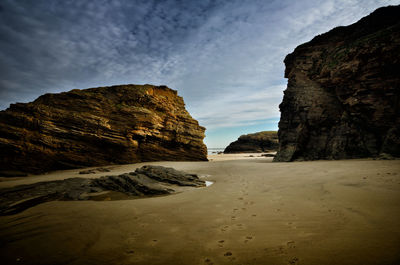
[
  {"xmin": 275, "ymin": 5, "xmax": 400, "ymax": 161},
  {"xmin": 0, "ymin": 84, "xmax": 207, "ymax": 173}
]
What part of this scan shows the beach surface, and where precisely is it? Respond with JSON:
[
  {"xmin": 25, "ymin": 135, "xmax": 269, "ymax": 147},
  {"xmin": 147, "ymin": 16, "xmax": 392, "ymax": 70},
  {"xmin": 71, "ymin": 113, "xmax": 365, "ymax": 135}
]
[{"xmin": 0, "ymin": 154, "xmax": 399, "ymax": 265}]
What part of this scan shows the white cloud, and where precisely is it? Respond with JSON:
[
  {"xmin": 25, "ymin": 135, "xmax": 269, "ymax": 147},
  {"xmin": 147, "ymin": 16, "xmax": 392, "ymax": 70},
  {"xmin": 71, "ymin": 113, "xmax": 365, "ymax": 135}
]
[{"xmin": 169, "ymin": 0, "xmax": 400, "ymax": 130}]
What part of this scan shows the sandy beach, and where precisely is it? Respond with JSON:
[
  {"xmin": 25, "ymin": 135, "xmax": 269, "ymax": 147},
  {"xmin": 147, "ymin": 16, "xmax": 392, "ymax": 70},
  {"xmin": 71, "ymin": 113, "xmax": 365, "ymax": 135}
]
[{"xmin": 0, "ymin": 154, "xmax": 399, "ymax": 265}]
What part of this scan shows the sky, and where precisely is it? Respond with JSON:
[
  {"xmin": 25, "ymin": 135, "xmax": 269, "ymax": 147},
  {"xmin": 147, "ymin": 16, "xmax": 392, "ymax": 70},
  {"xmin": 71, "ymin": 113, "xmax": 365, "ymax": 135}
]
[{"xmin": 0, "ymin": 0, "xmax": 399, "ymax": 148}]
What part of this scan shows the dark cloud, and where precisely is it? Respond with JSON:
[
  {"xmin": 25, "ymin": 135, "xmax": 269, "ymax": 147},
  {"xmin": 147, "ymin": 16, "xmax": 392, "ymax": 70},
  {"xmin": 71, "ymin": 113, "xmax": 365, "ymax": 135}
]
[{"xmin": 0, "ymin": 0, "xmax": 224, "ymax": 106}]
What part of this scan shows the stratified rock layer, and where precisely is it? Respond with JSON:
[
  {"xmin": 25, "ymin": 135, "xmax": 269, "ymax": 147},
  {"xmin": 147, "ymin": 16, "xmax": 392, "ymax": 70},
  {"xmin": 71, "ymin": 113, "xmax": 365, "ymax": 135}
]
[
  {"xmin": 0, "ymin": 165, "xmax": 206, "ymax": 215},
  {"xmin": 275, "ymin": 5, "xmax": 400, "ymax": 161},
  {"xmin": 224, "ymin": 131, "xmax": 278, "ymax": 153},
  {"xmin": 0, "ymin": 85, "xmax": 207, "ymax": 173}
]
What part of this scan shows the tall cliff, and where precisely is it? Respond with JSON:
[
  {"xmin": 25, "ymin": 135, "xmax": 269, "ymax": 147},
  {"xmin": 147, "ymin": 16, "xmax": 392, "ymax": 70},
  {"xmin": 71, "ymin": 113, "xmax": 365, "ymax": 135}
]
[
  {"xmin": 0, "ymin": 84, "xmax": 207, "ymax": 173},
  {"xmin": 275, "ymin": 5, "xmax": 400, "ymax": 162},
  {"xmin": 224, "ymin": 131, "xmax": 278, "ymax": 153}
]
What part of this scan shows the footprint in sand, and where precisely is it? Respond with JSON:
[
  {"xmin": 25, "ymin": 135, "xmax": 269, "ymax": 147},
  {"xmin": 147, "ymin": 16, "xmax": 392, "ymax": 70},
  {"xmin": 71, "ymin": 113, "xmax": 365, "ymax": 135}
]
[
  {"xmin": 125, "ymin": 237, "xmax": 137, "ymax": 244},
  {"xmin": 264, "ymin": 245, "xmax": 287, "ymax": 256},
  {"xmin": 252, "ymin": 214, "xmax": 257, "ymax": 217},
  {"xmin": 204, "ymin": 258, "xmax": 214, "ymax": 265},
  {"xmin": 287, "ymin": 221, "xmax": 297, "ymax": 228},
  {"xmin": 238, "ymin": 197, "xmax": 244, "ymax": 200},
  {"xmin": 220, "ymin": 225, "xmax": 229, "ymax": 232},
  {"xmin": 125, "ymin": 249, "xmax": 135, "ymax": 255},
  {"xmin": 287, "ymin": 241, "xmax": 296, "ymax": 249},
  {"xmin": 218, "ymin": 240, "xmax": 225, "ymax": 247},
  {"xmin": 244, "ymin": 236, "xmax": 253, "ymax": 243},
  {"xmin": 224, "ymin": 251, "xmax": 233, "ymax": 256},
  {"xmin": 288, "ymin": 257, "xmax": 299, "ymax": 264},
  {"xmin": 150, "ymin": 239, "xmax": 159, "ymax": 246}
]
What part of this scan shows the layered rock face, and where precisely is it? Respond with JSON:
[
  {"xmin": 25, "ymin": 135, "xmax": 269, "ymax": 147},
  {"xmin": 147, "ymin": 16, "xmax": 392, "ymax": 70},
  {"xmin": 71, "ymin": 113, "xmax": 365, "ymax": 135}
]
[
  {"xmin": 0, "ymin": 165, "xmax": 206, "ymax": 215},
  {"xmin": 0, "ymin": 85, "xmax": 207, "ymax": 173},
  {"xmin": 275, "ymin": 5, "xmax": 400, "ymax": 161},
  {"xmin": 224, "ymin": 131, "xmax": 278, "ymax": 153}
]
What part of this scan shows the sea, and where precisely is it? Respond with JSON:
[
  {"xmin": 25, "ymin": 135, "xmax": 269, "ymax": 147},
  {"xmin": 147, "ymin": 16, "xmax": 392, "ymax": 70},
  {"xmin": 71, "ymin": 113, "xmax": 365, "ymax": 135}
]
[{"xmin": 207, "ymin": 148, "xmax": 225, "ymax": 155}]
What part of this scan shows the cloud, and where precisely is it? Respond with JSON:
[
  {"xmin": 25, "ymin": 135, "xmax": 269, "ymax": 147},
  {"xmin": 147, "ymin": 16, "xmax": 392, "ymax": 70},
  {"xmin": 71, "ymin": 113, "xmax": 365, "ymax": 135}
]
[
  {"xmin": 168, "ymin": 0, "xmax": 400, "ymax": 131},
  {"xmin": 0, "ymin": 0, "xmax": 399, "ymax": 147},
  {"xmin": 0, "ymin": 0, "xmax": 221, "ymax": 105}
]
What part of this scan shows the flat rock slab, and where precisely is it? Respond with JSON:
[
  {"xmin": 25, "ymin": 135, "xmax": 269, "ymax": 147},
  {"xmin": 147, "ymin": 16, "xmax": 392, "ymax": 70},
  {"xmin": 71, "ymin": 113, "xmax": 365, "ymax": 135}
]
[{"xmin": 0, "ymin": 165, "xmax": 205, "ymax": 215}]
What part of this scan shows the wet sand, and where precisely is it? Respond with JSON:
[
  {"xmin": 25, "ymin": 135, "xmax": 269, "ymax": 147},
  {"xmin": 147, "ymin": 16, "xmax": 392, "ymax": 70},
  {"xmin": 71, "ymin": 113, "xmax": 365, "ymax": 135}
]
[{"xmin": 0, "ymin": 154, "xmax": 399, "ymax": 265}]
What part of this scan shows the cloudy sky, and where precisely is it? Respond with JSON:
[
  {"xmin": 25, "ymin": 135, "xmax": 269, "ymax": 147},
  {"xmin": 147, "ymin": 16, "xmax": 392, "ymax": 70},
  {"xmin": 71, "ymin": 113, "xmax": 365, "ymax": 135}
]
[{"xmin": 0, "ymin": 0, "xmax": 398, "ymax": 147}]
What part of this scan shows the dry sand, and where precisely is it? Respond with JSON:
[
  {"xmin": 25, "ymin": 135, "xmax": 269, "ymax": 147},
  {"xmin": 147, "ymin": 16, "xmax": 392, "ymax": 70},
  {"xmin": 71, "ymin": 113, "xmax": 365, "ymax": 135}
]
[{"xmin": 0, "ymin": 154, "xmax": 399, "ymax": 265}]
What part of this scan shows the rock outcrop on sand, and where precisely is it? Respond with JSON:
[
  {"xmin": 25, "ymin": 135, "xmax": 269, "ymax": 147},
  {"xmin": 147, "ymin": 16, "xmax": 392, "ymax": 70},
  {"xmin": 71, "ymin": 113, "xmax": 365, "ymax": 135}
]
[
  {"xmin": 275, "ymin": 5, "xmax": 400, "ymax": 162},
  {"xmin": 0, "ymin": 165, "xmax": 205, "ymax": 215},
  {"xmin": 224, "ymin": 131, "xmax": 278, "ymax": 153},
  {"xmin": 0, "ymin": 85, "xmax": 207, "ymax": 173}
]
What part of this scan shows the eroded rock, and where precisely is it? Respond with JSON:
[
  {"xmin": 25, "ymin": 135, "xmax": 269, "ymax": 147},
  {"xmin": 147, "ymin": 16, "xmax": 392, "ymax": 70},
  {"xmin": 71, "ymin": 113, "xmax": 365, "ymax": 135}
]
[
  {"xmin": 0, "ymin": 165, "xmax": 205, "ymax": 215},
  {"xmin": 224, "ymin": 131, "xmax": 278, "ymax": 153},
  {"xmin": 0, "ymin": 85, "xmax": 207, "ymax": 173},
  {"xmin": 275, "ymin": 5, "xmax": 400, "ymax": 161}
]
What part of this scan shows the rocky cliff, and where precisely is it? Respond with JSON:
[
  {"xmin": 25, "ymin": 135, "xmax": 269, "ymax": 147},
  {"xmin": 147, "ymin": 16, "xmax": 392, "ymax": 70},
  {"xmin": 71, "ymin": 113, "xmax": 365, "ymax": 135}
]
[
  {"xmin": 275, "ymin": 5, "xmax": 400, "ymax": 161},
  {"xmin": 0, "ymin": 85, "xmax": 207, "ymax": 173},
  {"xmin": 224, "ymin": 131, "xmax": 278, "ymax": 153}
]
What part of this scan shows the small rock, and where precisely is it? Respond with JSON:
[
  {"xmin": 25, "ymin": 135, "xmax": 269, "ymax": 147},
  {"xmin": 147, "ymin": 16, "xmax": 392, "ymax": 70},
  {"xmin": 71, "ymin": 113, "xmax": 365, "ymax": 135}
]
[
  {"xmin": 79, "ymin": 169, "xmax": 96, "ymax": 174},
  {"xmin": 261, "ymin": 153, "xmax": 275, "ymax": 157}
]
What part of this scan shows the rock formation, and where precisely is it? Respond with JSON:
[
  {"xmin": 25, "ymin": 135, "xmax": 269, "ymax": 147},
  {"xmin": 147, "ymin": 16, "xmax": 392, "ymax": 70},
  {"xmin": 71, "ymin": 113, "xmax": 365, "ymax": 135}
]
[
  {"xmin": 0, "ymin": 85, "xmax": 207, "ymax": 173},
  {"xmin": 275, "ymin": 5, "xmax": 400, "ymax": 161},
  {"xmin": 224, "ymin": 131, "xmax": 278, "ymax": 153},
  {"xmin": 0, "ymin": 165, "xmax": 206, "ymax": 215}
]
